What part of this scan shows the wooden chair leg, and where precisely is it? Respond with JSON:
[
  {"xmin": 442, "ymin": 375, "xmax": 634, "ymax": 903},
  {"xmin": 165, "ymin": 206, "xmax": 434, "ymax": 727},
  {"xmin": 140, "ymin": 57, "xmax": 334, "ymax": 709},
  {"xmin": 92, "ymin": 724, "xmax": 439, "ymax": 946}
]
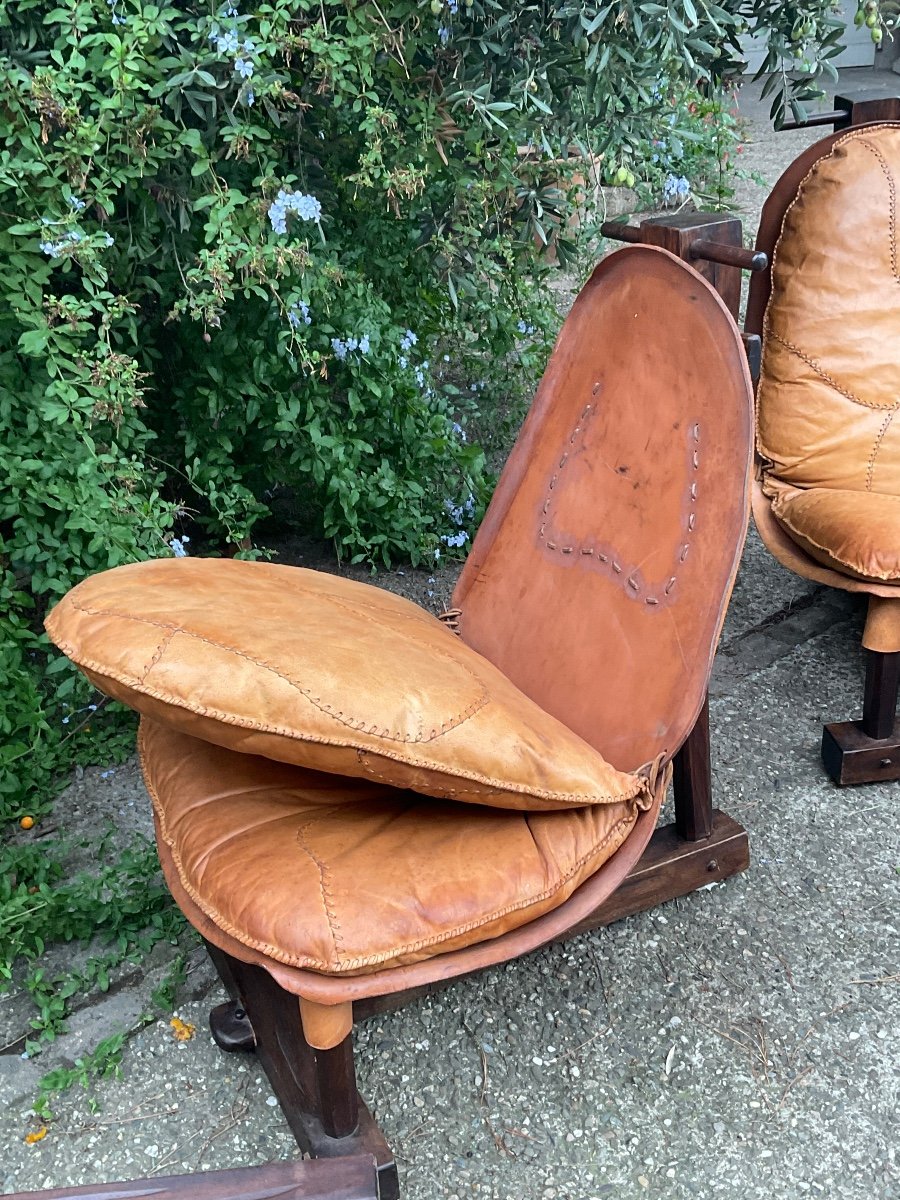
[
  {"xmin": 862, "ymin": 649, "xmax": 900, "ymax": 740},
  {"xmin": 672, "ymin": 694, "xmax": 713, "ymax": 842},
  {"xmin": 203, "ymin": 941, "xmax": 399, "ymax": 1200},
  {"xmin": 822, "ymin": 649, "xmax": 900, "ymax": 785}
]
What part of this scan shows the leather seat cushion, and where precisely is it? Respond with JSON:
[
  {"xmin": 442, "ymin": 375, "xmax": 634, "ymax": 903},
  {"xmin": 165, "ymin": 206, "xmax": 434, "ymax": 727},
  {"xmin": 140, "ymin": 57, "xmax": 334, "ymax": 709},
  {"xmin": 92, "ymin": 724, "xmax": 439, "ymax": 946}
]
[
  {"xmin": 770, "ymin": 485, "xmax": 900, "ymax": 583},
  {"xmin": 140, "ymin": 719, "xmax": 647, "ymax": 975},
  {"xmin": 757, "ymin": 125, "xmax": 900, "ymax": 497},
  {"xmin": 46, "ymin": 559, "xmax": 650, "ymax": 812}
]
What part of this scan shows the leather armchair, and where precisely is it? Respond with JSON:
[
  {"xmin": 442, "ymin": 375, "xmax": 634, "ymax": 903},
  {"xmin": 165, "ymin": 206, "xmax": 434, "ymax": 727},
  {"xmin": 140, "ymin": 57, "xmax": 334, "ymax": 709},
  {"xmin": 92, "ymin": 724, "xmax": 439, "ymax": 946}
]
[
  {"xmin": 47, "ymin": 246, "xmax": 753, "ymax": 1197},
  {"xmin": 747, "ymin": 118, "xmax": 900, "ymax": 785}
]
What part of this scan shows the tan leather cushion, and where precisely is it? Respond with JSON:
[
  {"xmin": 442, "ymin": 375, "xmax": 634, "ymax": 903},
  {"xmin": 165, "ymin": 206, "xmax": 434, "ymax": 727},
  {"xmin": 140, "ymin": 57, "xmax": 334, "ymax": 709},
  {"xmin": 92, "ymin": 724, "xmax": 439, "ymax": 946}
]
[
  {"xmin": 140, "ymin": 718, "xmax": 646, "ymax": 975},
  {"xmin": 770, "ymin": 485, "xmax": 900, "ymax": 582},
  {"xmin": 757, "ymin": 127, "xmax": 900, "ymax": 504},
  {"xmin": 45, "ymin": 559, "xmax": 650, "ymax": 812}
]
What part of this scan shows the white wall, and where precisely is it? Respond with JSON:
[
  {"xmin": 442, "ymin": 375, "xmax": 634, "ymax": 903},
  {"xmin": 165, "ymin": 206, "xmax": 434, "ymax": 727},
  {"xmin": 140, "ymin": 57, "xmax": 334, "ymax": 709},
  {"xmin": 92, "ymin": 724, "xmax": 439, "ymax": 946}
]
[{"xmin": 741, "ymin": 1, "xmax": 875, "ymax": 74}]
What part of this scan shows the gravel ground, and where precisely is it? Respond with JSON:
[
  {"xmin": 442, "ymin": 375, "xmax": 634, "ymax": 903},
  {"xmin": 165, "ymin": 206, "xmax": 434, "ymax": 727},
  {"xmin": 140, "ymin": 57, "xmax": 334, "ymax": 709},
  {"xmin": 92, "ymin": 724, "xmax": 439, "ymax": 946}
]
[{"xmin": 2, "ymin": 70, "xmax": 898, "ymax": 1200}]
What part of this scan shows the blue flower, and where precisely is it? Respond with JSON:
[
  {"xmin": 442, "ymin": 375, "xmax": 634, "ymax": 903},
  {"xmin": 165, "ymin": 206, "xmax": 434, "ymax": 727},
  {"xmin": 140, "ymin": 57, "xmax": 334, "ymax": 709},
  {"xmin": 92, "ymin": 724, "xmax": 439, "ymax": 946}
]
[
  {"xmin": 451, "ymin": 421, "xmax": 467, "ymax": 442},
  {"xmin": 104, "ymin": 233, "xmax": 115, "ymax": 246},
  {"xmin": 242, "ymin": 38, "xmax": 256, "ymax": 53},
  {"xmin": 438, "ymin": 24, "xmax": 450, "ymax": 44},
  {"xmin": 170, "ymin": 536, "xmax": 190, "ymax": 558},
  {"xmin": 663, "ymin": 173, "xmax": 690, "ymax": 204},
  {"xmin": 517, "ymin": 319, "xmax": 536, "ymax": 334},
  {"xmin": 331, "ymin": 331, "xmax": 370, "ymax": 359},
  {"xmin": 441, "ymin": 530, "xmax": 469, "ymax": 549},
  {"xmin": 216, "ymin": 30, "xmax": 239, "ymax": 54},
  {"xmin": 398, "ymin": 355, "xmax": 408, "ymax": 369},
  {"xmin": 234, "ymin": 57, "xmax": 254, "ymax": 79},
  {"xmin": 68, "ymin": 196, "xmax": 86, "ymax": 211},
  {"xmin": 268, "ymin": 189, "xmax": 323, "ymax": 234},
  {"xmin": 288, "ymin": 301, "xmax": 311, "ymax": 328},
  {"xmin": 400, "ymin": 329, "xmax": 417, "ymax": 351},
  {"xmin": 246, "ymin": 90, "xmax": 255, "ymax": 106}
]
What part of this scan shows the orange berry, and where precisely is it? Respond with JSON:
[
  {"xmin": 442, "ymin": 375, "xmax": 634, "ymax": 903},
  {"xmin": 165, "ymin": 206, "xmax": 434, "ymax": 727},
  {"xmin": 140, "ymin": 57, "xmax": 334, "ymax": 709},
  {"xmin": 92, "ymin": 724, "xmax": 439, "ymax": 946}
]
[{"xmin": 20, "ymin": 816, "xmax": 34, "ymax": 830}]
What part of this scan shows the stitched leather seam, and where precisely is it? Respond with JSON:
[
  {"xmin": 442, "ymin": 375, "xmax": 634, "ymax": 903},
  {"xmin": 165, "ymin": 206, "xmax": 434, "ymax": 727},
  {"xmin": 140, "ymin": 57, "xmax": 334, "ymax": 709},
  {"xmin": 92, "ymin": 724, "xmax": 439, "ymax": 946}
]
[
  {"xmin": 354, "ymin": 750, "xmax": 644, "ymax": 806},
  {"xmin": 48, "ymin": 619, "xmax": 642, "ymax": 805},
  {"xmin": 772, "ymin": 499, "xmax": 900, "ymax": 582},
  {"xmin": 867, "ymin": 409, "xmax": 896, "ymax": 492},
  {"xmin": 765, "ymin": 330, "xmax": 899, "ymax": 413},
  {"xmin": 538, "ymin": 403, "xmax": 700, "ymax": 606},
  {"xmin": 62, "ymin": 597, "xmax": 489, "ymax": 743},
  {"xmin": 295, "ymin": 812, "xmax": 346, "ymax": 969},
  {"xmin": 858, "ymin": 136, "xmax": 900, "ymax": 285},
  {"xmin": 141, "ymin": 718, "xmax": 643, "ymax": 974},
  {"xmin": 139, "ymin": 629, "xmax": 176, "ymax": 684}
]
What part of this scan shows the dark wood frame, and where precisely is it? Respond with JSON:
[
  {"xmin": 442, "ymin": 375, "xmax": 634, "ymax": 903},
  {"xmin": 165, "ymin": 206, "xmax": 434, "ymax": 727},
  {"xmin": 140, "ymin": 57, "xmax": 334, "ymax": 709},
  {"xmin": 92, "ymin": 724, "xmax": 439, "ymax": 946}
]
[{"xmin": 6, "ymin": 1158, "xmax": 380, "ymax": 1200}]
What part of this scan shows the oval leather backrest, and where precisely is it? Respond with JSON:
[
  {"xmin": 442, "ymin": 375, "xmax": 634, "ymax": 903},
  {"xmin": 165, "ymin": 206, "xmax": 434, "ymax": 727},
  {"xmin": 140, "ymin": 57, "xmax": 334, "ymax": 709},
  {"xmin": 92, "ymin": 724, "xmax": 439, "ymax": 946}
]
[
  {"xmin": 452, "ymin": 245, "xmax": 753, "ymax": 772},
  {"xmin": 752, "ymin": 123, "xmax": 900, "ymax": 495}
]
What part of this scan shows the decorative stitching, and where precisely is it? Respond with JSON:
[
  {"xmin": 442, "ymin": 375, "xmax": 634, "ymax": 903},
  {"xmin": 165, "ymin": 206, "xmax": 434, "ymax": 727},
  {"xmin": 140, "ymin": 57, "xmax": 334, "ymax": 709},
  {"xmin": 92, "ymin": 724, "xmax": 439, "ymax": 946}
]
[
  {"xmin": 772, "ymin": 496, "xmax": 900, "ymax": 582},
  {"xmin": 295, "ymin": 811, "xmax": 346, "ymax": 967},
  {"xmin": 47, "ymin": 617, "xmax": 644, "ymax": 806},
  {"xmin": 538, "ymin": 404, "xmax": 701, "ymax": 606},
  {"xmin": 867, "ymin": 409, "xmax": 896, "ymax": 492},
  {"xmin": 64, "ymin": 597, "xmax": 488, "ymax": 744},
  {"xmin": 139, "ymin": 629, "xmax": 176, "ymax": 684},
  {"xmin": 766, "ymin": 330, "xmax": 898, "ymax": 413},
  {"xmin": 141, "ymin": 718, "xmax": 650, "ymax": 974},
  {"xmin": 858, "ymin": 137, "xmax": 900, "ymax": 286},
  {"xmin": 354, "ymin": 750, "xmax": 646, "ymax": 807}
]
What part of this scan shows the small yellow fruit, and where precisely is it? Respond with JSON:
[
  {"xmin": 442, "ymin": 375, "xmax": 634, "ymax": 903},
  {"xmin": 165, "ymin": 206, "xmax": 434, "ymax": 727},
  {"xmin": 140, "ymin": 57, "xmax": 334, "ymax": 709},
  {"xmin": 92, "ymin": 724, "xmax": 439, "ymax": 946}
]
[{"xmin": 20, "ymin": 816, "xmax": 34, "ymax": 830}]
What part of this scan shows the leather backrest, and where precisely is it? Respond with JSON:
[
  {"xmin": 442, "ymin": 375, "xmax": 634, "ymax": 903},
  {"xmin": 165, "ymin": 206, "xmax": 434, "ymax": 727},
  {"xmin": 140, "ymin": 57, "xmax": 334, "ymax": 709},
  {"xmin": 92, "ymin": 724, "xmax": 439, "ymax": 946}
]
[
  {"xmin": 753, "ymin": 123, "xmax": 900, "ymax": 495},
  {"xmin": 452, "ymin": 246, "xmax": 753, "ymax": 771}
]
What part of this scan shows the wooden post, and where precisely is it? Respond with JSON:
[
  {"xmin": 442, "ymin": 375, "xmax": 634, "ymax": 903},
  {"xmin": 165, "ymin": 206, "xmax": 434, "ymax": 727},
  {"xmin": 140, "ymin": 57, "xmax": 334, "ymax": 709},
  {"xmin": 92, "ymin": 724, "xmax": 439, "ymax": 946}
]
[
  {"xmin": 862, "ymin": 650, "xmax": 900, "ymax": 741},
  {"xmin": 672, "ymin": 695, "xmax": 714, "ymax": 843}
]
